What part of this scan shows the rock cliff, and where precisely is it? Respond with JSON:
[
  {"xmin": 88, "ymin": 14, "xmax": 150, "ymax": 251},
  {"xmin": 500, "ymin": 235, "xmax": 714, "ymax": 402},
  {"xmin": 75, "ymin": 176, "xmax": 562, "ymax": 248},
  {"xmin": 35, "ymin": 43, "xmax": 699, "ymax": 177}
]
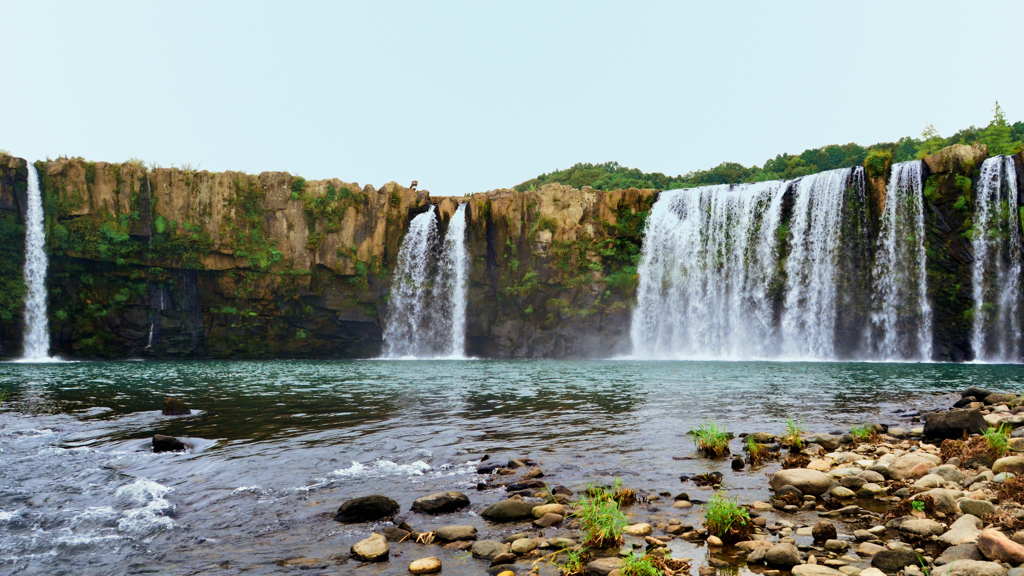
[{"xmin": 0, "ymin": 147, "xmax": 1020, "ymax": 360}]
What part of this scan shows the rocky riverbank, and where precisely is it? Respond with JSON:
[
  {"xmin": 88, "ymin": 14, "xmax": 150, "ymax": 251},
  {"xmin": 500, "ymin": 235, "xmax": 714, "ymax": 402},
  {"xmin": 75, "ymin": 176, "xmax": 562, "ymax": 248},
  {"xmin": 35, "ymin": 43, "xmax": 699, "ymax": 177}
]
[{"xmin": 260, "ymin": 385, "xmax": 1024, "ymax": 576}]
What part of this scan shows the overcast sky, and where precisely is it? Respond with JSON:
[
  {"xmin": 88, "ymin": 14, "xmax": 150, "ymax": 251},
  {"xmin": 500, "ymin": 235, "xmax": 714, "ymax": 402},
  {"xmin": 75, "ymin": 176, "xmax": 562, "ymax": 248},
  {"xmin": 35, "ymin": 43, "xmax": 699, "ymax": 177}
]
[{"xmin": 2, "ymin": 1, "xmax": 1022, "ymax": 195}]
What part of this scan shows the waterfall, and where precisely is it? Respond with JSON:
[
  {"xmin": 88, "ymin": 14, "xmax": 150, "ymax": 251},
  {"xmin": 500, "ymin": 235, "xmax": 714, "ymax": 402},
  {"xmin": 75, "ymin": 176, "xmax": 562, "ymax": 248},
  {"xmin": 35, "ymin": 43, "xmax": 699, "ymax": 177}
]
[
  {"xmin": 630, "ymin": 180, "xmax": 787, "ymax": 359},
  {"xmin": 20, "ymin": 163, "xmax": 52, "ymax": 361},
  {"xmin": 781, "ymin": 167, "xmax": 863, "ymax": 359},
  {"xmin": 438, "ymin": 204, "xmax": 469, "ymax": 357},
  {"xmin": 970, "ymin": 155, "xmax": 1023, "ymax": 362},
  {"xmin": 866, "ymin": 161, "xmax": 932, "ymax": 360},
  {"xmin": 631, "ymin": 166, "xmax": 874, "ymax": 361},
  {"xmin": 382, "ymin": 204, "xmax": 470, "ymax": 358}
]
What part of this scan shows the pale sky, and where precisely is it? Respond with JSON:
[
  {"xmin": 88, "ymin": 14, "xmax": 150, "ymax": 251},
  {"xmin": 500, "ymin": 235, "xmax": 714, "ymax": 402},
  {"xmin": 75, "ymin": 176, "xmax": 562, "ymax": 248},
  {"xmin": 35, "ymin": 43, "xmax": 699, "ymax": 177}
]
[{"xmin": 2, "ymin": 1, "xmax": 1022, "ymax": 195}]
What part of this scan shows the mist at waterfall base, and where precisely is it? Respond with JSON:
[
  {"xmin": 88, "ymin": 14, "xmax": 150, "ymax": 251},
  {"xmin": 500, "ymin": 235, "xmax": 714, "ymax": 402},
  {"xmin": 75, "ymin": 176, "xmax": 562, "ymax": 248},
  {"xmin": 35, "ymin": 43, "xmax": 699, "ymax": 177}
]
[
  {"xmin": 0, "ymin": 359, "xmax": 1020, "ymax": 575},
  {"xmin": 382, "ymin": 204, "xmax": 470, "ymax": 359}
]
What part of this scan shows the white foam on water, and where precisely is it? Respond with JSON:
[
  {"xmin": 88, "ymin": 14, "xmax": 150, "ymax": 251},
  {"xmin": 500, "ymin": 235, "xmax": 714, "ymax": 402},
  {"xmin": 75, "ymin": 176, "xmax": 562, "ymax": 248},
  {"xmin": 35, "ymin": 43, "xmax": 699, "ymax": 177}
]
[
  {"xmin": 329, "ymin": 459, "xmax": 431, "ymax": 479},
  {"xmin": 114, "ymin": 478, "xmax": 175, "ymax": 536}
]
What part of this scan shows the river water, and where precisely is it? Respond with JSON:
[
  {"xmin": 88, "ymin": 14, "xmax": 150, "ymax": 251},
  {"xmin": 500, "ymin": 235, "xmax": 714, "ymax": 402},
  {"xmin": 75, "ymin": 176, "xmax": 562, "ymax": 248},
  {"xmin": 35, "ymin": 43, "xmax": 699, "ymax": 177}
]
[{"xmin": 0, "ymin": 360, "xmax": 1021, "ymax": 575}]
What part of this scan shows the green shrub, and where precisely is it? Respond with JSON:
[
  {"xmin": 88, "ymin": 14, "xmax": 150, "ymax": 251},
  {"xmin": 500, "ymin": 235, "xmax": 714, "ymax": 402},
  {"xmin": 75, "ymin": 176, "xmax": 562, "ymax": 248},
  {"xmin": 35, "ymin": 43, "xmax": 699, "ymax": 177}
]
[
  {"xmin": 784, "ymin": 419, "xmax": 805, "ymax": 449},
  {"xmin": 692, "ymin": 420, "xmax": 730, "ymax": 457},
  {"xmin": 553, "ymin": 548, "xmax": 587, "ymax": 575},
  {"xmin": 864, "ymin": 150, "xmax": 892, "ymax": 180},
  {"xmin": 574, "ymin": 488, "xmax": 627, "ymax": 548},
  {"xmin": 703, "ymin": 492, "xmax": 751, "ymax": 542},
  {"xmin": 745, "ymin": 437, "xmax": 766, "ymax": 466},
  {"xmin": 983, "ymin": 424, "xmax": 1011, "ymax": 457},
  {"xmin": 850, "ymin": 423, "xmax": 875, "ymax": 442},
  {"xmin": 620, "ymin": 552, "xmax": 661, "ymax": 576}
]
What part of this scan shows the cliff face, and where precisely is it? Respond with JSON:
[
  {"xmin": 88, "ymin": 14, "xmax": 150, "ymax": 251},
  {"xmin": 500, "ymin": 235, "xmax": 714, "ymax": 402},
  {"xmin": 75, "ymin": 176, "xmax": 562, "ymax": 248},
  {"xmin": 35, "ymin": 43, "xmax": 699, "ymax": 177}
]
[{"xmin": 0, "ymin": 147, "xmax": 1020, "ymax": 360}]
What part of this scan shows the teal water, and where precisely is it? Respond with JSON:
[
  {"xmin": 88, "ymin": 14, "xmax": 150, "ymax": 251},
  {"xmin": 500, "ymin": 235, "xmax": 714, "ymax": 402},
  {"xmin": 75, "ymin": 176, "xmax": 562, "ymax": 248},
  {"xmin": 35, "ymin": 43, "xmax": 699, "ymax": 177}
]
[{"xmin": 0, "ymin": 360, "xmax": 1021, "ymax": 574}]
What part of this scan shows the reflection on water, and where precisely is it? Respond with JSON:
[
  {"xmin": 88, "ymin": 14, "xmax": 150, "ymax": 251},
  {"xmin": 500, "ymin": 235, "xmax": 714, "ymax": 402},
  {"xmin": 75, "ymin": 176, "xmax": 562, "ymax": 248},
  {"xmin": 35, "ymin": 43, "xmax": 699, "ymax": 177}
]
[{"xmin": 0, "ymin": 359, "xmax": 1021, "ymax": 575}]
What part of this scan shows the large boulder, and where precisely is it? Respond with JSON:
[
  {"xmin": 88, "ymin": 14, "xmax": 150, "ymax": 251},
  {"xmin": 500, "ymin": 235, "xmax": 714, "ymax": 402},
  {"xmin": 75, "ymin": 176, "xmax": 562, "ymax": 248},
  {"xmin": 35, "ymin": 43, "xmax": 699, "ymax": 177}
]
[
  {"xmin": 924, "ymin": 410, "xmax": 988, "ymax": 440},
  {"xmin": 939, "ymin": 514, "xmax": 983, "ymax": 546},
  {"xmin": 152, "ymin": 434, "xmax": 186, "ymax": 453},
  {"xmin": 481, "ymin": 499, "xmax": 536, "ymax": 522},
  {"xmin": 977, "ymin": 530, "xmax": 1024, "ymax": 564},
  {"xmin": 890, "ymin": 453, "xmax": 943, "ymax": 480},
  {"xmin": 586, "ymin": 557, "xmax": 624, "ymax": 576},
  {"xmin": 769, "ymin": 469, "xmax": 832, "ymax": 496},
  {"xmin": 993, "ymin": 456, "xmax": 1024, "ymax": 475},
  {"xmin": 410, "ymin": 491, "xmax": 470, "ymax": 514},
  {"xmin": 351, "ymin": 533, "xmax": 389, "ymax": 562},
  {"xmin": 765, "ymin": 543, "xmax": 801, "ymax": 567},
  {"xmin": 806, "ymin": 433, "xmax": 840, "ymax": 451},
  {"xmin": 471, "ymin": 540, "xmax": 508, "ymax": 560},
  {"xmin": 434, "ymin": 525, "xmax": 477, "ymax": 542},
  {"xmin": 936, "ymin": 544, "xmax": 987, "ymax": 565},
  {"xmin": 334, "ymin": 495, "xmax": 400, "ymax": 523},
  {"xmin": 872, "ymin": 548, "xmax": 920, "ymax": 572},
  {"xmin": 932, "ymin": 560, "xmax": 1008, "ymax": 576}
]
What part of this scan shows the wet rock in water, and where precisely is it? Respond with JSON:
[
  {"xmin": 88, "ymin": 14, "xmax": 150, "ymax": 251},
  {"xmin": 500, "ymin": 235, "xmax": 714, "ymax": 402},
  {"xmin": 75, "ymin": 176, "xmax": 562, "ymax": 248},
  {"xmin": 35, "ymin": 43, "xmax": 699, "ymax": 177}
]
[
  {"xmin": 776, "ymin": 484, "xmax": 803, "ymax": 499},
  {"xmin": 749, "ymin": 432, "xmax": 776, "ymax": 443},
  {"xmin": 936, "ymin": 544, "xmax": 987, "ymax": 565},
  {"xmin": 471, "ymin": 540, "xmax": 508, "ymax": 560},
  {"xmin": 986, "ymin": 393, "xmax": 1017, "ymax": 405},
  {"xmin": 977, "ymin": 529, "xmax": 1024, "ymax": 564},
  {"xmin": 770, "ymin": 469, "xmax": 831, "ymax": 496},
  {"xmin": 490, "ymin": 552, "xmax": 517, "ymax": 566},
  {"xmin": 813, "ymin": 521, "xmax": 837, "ymax": 542},
  {"xmin": 824, "ymin": 539, "xmax": 849, "ymax": 553},
  {"xmin": 533, "ymin": 513, "xmax": 563, "ymax": 528},
  {"xmin": 939, "ymin": 514, "xmax": 983, "ymax": 546},
  {"xmin": 162, "ymin": 397, "xmax": 191, "ymax": 416},
  {"xmin": 765, "ymin": 543, "xmax": 801, "ymax": 567},
  {"xmin": 830, "ymin": 486, "xmax": 856, "ymax": 499},
  {"xmin": 351, "ymin": 533, "xmax": 389, "ymax": 562},
  {"xmin": 409, "ymin": 556, "xmax": 442, "ymax": 574},
  {"xmin": 411, "ymin": 491, "xmax": 470, "ymax": 514},
  {"xmin": 152, "ymin": 434, "xmax": 186, "ymax": 453},
  {"xmin": 960, "ymin": 499, "xmax": 997, "ymax": 518},
  {"xmin": 732, "ymin": 456, "xmax": 745, "ymax": 470},
  {"xmin": 586, "ymin": 557, "xmax": 624, "ymax": 576},
  {"xmin": 434, "ymin": 525, "xmax": 477, "ymax": 542},
  {"xmin": 506, "ymin": 479, "xmax": 545, "ymax": 492},
  {"xmin": 932, "ymin": 560, "xmax": 1008, "ymax": 576},
  {"xmin": 806, "ymin": 433, "xmax": 840, "ymax": 451},
  {"xmin": 924, "ymin": 409, "xmax": 988, "ymax": 440},
  {"xmin": 334, "ymin": 495, "xmax": 400, "ymax": 523},
  {"xmin": 872, "ymin": 548, "xmax": 919, "ymax": 572},
  {"xmin": 964, "ymin": 387, "xmax": 993, "ymax": 400},
  {"xmin": 482, "ymin": 500, "xmax": 536, "ymax": 522},
  {"xmin": 532, "ymin": 503, "xmax": 565, "ymax": 518},
  {"xmin": 623, "ymin": 522, "xmax": 652, "ymax": 536},
  {"xmin": 510, "ymin": 537, "xmax": 539, "ymax": 555},
  {"xmin": 993, "ymin": 456, "xmax": 1024, "ymax": 475},
  {"xmin": 383, "ymin": 526, "xmax": 411, "ymax": 542}
]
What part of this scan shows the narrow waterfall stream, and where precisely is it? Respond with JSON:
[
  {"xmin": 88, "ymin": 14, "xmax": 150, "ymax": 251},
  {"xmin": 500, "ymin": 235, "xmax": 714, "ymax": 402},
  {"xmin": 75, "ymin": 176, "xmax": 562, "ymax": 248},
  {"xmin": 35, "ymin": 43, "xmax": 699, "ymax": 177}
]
[
  {"xmin": 971, "ymin": 155, "xmax": 1023, "ymax": 361},
  {"xmin": 866, "ymin": 161, "xmax": 932, "ymax": 360},
  {"xmin": 20, "ymin": 163, "xmax": 51, "ymax": 361},
  {"xmin": 382, "ymin": 204, "xmax": 470, "ymax": 358}
]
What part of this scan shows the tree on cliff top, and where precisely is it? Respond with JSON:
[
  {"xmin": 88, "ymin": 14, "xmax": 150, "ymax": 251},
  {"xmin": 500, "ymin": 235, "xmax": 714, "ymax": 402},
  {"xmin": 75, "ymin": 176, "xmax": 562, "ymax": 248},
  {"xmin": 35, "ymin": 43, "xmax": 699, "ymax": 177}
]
[{"xmin": 514, "ymin": 103, "xmax": 1023, "ymax": 191}]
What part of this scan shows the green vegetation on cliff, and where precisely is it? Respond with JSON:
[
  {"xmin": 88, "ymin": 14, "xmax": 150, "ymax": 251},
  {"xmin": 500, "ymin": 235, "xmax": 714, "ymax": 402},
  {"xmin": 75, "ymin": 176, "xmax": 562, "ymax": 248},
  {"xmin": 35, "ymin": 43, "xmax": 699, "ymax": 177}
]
[{"xmin": 515, "ymin": 103, "xmax": 1024, "ymax": 191}]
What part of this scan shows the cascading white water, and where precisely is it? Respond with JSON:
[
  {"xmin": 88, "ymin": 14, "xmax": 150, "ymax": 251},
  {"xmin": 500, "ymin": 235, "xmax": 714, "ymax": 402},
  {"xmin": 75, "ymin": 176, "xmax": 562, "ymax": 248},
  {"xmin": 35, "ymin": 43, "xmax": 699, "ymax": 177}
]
[
  {"xmin": 780, "ymin": 167, "xmax": 859, "ymax": 359},
  {"xmin": 630, "ymin": 180, "xmax": 787, "ymax": 359},
  {"xmin": 866, "ymin": 161, "xmax": 932, "ymax": 360},
  {"xmin": 970, "ymin": 155, "xmax": 1022, "ymax": 362},
  {"xmin": 21, "ymin": 163, "xmax": 51, "ymax": 361},
  {"xmin": 383, "ymin": 207, "xmax": 439, "ymax": 358},
  {"xmin": 438, "ymin": 204, "xmax": 469, "ymax": 357},
  {"xmin": 382, "ymin": 204, "xmax": 470, "ymax": 358}
]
